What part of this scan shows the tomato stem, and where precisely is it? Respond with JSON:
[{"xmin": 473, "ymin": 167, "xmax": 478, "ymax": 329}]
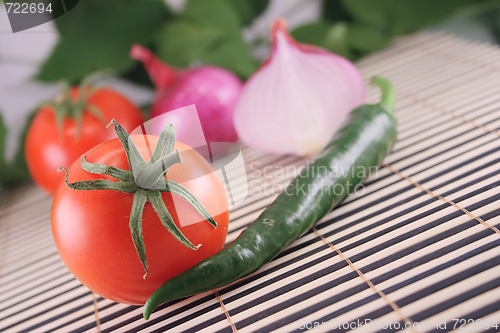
[
  {"xmin": 45, "ymin": 72, "xmax": 107, "ymax": 142},
  {"xmin": 60, "ymin": 120, "xmax": 217, "ymax": 277}
]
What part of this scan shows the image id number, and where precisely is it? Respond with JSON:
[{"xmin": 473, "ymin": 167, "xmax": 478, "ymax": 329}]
[
  {"xmin": 5, "ymin": 2, "xmax": 53, "ymax": 14},
  {"xmin": 452, "ymin": 318, "xmax": 499, "ymax": 330}
]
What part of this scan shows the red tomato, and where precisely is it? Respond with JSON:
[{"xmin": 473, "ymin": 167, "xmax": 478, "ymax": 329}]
[
  {"xmin": 51, "ymin": 135, "xmax": 229, "ymax": 305},
  {"xmin": 25, "ymin": 87, "xmax": 144, "ymax": 194}
]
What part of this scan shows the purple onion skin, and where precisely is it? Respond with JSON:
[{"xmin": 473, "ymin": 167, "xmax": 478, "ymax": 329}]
[{"xmin": 151, "ymin": 66, "xmax": 243, "ymax": 144}]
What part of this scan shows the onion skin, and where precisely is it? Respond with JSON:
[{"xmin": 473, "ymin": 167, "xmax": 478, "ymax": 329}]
[
  {"xmin": 233, "ymin": 18, "xmax": 365, "ymax": 157},
  {"xmin": 131, "ymin": 45, "xmax": 242, "ymax": 144}
]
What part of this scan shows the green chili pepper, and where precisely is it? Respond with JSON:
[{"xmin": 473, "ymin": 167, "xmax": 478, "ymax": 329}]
[{"xmin": 143, "ymin": 76, "xmax": 398, "ymax": 319}]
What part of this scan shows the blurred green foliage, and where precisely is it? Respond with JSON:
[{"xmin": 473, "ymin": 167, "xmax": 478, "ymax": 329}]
[
  {"xmin": 36, "ymin": 0, "xmax": 500, "ymax": 84},
  {"xmin": 294, "ymin": 0, "xmax": 500, "ymax": 59},
  {"xmin": 3, "ymin": 0, "xmax": 500, "ymax": 186},
  {"xmin": 0, "ymin": 112, "xmax": 30, "ymax": 187},
  {"xmin": 155, "ymin": 0, "xmax": 262, "ymax": 78},
  {"xmin": 37, "ymin": 0, "xmax": 268, "ymax": 83},
  {"xmin": 36, "ymin": 0, "xmax": 172, "ymax": 82}
]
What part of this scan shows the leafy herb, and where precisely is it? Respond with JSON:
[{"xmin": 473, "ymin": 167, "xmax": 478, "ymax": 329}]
[
  {"xmin": 36, "ymin": 0, "xmax": 171, "ymax": 83},
  {"xmin": 341, "ymin": 0, "xmax": 500, "ymax": 36},
  {"xmin": 155, "ymin": 0, "xmax": 263, "ymax": 78},
  {"xmin": 291, "ymin": 21, "xmax": 353, "ymax": 59},
  {"xmin": 35, "ymin": 0, "xmax": 500, "ymax": 83},
  {"xmin": 303, "ymin": 0, "xmax": 500, "ymax": 60}
]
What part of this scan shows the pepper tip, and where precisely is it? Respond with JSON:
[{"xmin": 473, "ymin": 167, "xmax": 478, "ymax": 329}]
[{"xmin": 143, "ymin": 300, "xmax": 154, "ymax": 320}]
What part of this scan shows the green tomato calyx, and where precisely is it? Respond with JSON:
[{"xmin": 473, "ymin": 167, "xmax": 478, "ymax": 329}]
[
  {"xmin": 58, "ymin": 120, "xmax": 217, "ymax": 278},
  {"xmin": 46, "ymin": 72, "xmax": 107, "ymax": 142}
]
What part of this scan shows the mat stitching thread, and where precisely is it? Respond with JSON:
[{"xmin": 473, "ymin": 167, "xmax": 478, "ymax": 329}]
[
  {"xmin": 400, "ymin": 93, "xmax": 500, "ymax": 139},
  {"xmin": 215, "ymin": 291, "xmax": 238, "ymax": 332},
  {"xmin": 312, "ymin": 227, "xmax": 420, "ymax": 333},
  {"xmin": 249, "ymin": 155, "xmax": 417, "ymax": 330},
  {"xmin": 91, "ymin": 292, "xmax": 101, "ymax": 333},
  {"xmin": 417, "ymin": 40, "xmax": 500, "ymax": 73},
  {"xmin": 362, "ymin": 31, "xmax": 500, "ymax": 73},
  {"xmin": 384, "ymin": 163, "xmax": 500, "ymax": 235}
]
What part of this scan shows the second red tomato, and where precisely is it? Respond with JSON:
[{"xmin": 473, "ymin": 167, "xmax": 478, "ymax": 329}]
[{"xmin": 25, "ymin": 86, "xmax": 144, "ymax": 194}]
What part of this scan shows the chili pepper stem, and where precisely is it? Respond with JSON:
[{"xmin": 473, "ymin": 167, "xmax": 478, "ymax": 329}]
[{"xmin": 371, "ymin": 76, "xmax": 395, "ymax": 115}]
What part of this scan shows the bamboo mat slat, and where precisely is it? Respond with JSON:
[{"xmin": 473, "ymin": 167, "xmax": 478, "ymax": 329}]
[{"xmin": 1, "ymin": 31, "xmax": 500, "ymax": 333}]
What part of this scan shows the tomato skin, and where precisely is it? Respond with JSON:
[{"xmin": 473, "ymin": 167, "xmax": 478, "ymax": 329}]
[
  {"xmin": 25, "ymin": 87, "xmax": 144, "ymax": 195},
  {"xmin": 51, "ymin": 135, "xmax": 229, "ymax": 305}
]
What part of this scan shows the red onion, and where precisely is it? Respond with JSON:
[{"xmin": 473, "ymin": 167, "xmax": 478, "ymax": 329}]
[{"xmin": 131, "ymin": 45, "xmax": 243, "ymax": 143}]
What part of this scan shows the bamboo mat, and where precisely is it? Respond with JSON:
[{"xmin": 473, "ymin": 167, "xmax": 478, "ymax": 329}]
[{"xmin": 1, "ymin": 31, "xmax": 500, "ymax": 333}]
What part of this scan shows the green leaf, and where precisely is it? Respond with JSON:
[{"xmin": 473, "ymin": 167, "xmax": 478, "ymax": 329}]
[
  {"xmin": 156, "ymin": 20, "xmax": 226, "ymax": 68},
  {"xmin": 200, "ymin": 35, "xmax": 259, "ymax": 78},
  {"xmin": 323, "ymin": 23, "xmax": 355, "ymax": 59},
  {"xmin": 340, "ymin": 0, "xmax": 500, "ymax": 36},
  {"xmin": 322, "ymin": 0, "xmax": 353, "ymax": 23},
  {"xmin": 317, "ymin": 0, "xmax": 500, "ymax": 59},
  {"xmin": 291, "ymin": 21, "xmax": 332, "ymax": 46},
  {"xmin": 155, "ymin": 0, "xmax": 259, "ymax": 78},
  {"xmin": 291, "ymin": 22, "xmax": 353, "ymax": 59},
  {"xmin": 183, "ymin": 0, "xmax": 268, "ymax": 26},
  {"xmin": 345, "ymin": 24, "xmax": 388, "ymax": 53},
  {"xmin": 36, "ymin": 0, "xmax": 171, "ymax": 83},
  {"xmin": 0, "ymin": 112, "xmax": 31, "ymax": 187},
  {"xmin": 183, "ymin": 0, "xmax": 242, "ymax": 29},
  {"xmin": 223, "ymin": 0, "xmax": 270, "ymax": 25}
]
